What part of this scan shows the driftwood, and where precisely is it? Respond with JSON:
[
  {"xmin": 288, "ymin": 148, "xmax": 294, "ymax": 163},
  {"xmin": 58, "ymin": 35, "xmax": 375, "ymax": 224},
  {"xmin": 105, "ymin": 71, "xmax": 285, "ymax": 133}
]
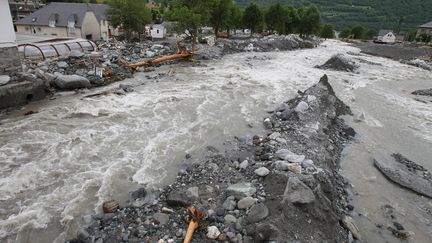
[{"xmin": 129, "ymin": 42, "xmax": 193, "ymax": 69}]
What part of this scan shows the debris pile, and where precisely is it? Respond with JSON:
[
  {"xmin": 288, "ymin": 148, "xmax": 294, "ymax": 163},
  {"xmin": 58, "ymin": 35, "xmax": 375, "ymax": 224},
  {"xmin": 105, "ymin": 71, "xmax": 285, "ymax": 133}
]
[
  {"xmin": 412, "ymin": 88, "xmax": 432, "ymax": 97},
  {"xmin": 316, "ymin": 54, "xmax": 359, "ymax": 72},
  {"xmin": 67, "ymin": 75, "xmax": 359, "ymax": 243},
  {"xmin": 404, "ymin": 59, "xmax": 432, "ymax": 71}
]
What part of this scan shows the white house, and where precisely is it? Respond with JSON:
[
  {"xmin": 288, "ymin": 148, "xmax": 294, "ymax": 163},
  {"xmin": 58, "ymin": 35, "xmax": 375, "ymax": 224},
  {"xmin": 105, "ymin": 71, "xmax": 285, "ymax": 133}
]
[
  {"xmin": 377, "ymin": 30, "xmax": 396, "ymax": 43},
  {"xmin": 149, "ymin": 24, "xmax": 166, "ymax": 39},
  {"xmin": 15, "ymin": 2, "xmax": 112, "ymax": 41},
  {"xmin": 0, "ymin": 0, "xmax": 21, "ymax": 75}
]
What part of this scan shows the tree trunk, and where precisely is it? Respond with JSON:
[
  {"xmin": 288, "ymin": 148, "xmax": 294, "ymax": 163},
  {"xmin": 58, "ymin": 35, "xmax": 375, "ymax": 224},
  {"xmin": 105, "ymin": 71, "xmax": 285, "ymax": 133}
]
[{"xmin": 214, "ymin": 26, "xmax": 219, "ymax": 39}]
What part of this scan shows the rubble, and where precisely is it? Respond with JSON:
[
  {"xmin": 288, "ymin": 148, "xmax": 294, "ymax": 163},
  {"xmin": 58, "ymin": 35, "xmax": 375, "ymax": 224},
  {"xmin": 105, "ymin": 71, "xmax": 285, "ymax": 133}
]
[
  {"xmin": 316, "ymin": 54, "xmax": 359, "ymax": 72},
  {"xmin": 405, "ymin": 58, "xmax": 432, "ymax": 71},
  {"xmin": 412, "ymin": 88, "xmax": 432, "ymax": 96},
  {"xmin": 67, "ymin": 74, "xmax": 357, "ymax": 243}
]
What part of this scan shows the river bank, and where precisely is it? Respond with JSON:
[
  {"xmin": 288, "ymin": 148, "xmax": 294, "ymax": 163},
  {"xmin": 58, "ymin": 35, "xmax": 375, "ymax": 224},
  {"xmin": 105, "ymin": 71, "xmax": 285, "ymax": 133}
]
[
  {"xmin": 1, "ymin": 40, "xmax": 431, "ymax": 243},
  {"xmin": 68, "ymin": 75, "xmax": 357, "ymax": 243}
]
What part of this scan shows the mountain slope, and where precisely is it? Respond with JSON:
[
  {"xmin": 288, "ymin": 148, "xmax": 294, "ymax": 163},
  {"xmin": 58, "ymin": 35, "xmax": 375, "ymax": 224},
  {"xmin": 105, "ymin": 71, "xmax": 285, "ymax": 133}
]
[{"xmin": 235, "ymin": 0, "xmax": 432, "ymax": 31}]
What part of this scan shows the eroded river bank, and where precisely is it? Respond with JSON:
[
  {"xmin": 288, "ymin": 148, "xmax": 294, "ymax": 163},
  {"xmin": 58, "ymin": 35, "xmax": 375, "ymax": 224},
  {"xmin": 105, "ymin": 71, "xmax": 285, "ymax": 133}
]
[{"xmin": 1, "ymin": 40, "xmax": 431, "ymax": 242}]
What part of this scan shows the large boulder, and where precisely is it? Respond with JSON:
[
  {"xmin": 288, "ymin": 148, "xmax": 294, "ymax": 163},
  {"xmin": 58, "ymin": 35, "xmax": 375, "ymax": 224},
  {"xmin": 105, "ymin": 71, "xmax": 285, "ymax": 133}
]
[
  {"xmin": 53, "ymin": 74, "xmax": 91, "ymax": 90},
  {"xmin": 226, "ymin": 182, "xmax": 257, "ymax": 200},
  {"xmin": 282, "ymin": 177, "xmax": 315, "ymax": 204},
  {"xmin": 316, "ymin": 54, "xmax": 358, "ymax": 72}
]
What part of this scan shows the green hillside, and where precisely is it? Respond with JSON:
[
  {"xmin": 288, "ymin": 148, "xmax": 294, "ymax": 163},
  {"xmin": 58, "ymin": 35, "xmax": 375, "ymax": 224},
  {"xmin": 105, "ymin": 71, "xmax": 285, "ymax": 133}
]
[{"xmin": 235, "ymin": 0, "xmax": 432, "ymax": 31}]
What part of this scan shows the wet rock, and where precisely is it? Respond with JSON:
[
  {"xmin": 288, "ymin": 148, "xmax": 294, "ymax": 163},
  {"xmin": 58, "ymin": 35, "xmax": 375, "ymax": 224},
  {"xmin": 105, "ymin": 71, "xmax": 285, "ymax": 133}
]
[
  {"xmin": 282, "ymin": 177, "xmax": 315, "ymax": 204},
  {"xmin": 342, "ymin": 216, "xmax": 361, "ymax": 240},
  {"xmin": 279, "ymin": 109, "xmax": 295, "ymax": 120},
  {"xmin": 166, "ymin": 191, "xmax": 192, "ymax": 207},
  {"xmin": 54, "ymin": 74, "xmax": 91, "ymax": 90},
  {"xmin": 406, "ymin": 59, "xmax": 432, "ymax": 71},
  {"xmin": 119, "ymin": 84, "xmax": 134, "ymax": 93},
  {"xmin": 102, "ymin": 200, "xmax": 119, "ymax": 213},
  {"xmin": 186, "ymin": 186, "xmax": 199, "ymax": 199},
  {"xmin": 263, "ymin": 118, "xmax": 272, "ymax": 129},
  {"xmin": 130, "ymin": 188, "xmax": 146, "ymax": 200},
  {"xmin": 239, "ymin": 160, "xmax": 249, "ymax": 170},
  {"xmin": 287, "ymin": 163, "xmax": 302, "ymax": 174},
  {"xmin": 237, "ymin": 196, "xmax": 256, "ymax": 209},
  {"xmin": 246, "ymin": 203, "xmax": 269, "ymax": 224},
  {"xmin": 224, "ymin": 214, "xmax": 237, "ymax": 224},
  {"xmin": 275, "ymin": 149, "xmax": 305, "ymax": 163},
  {"xmin": 56, "ymin": 61, "xmax": 69, "ymax": 68},
  {"xmin": 77, "ymin": 229, "xmax": 90, "ymax": 241},
  {"xmin": 374, "ymin": 152, "xmax": 432, "ymax": 198},
  {"xmin": 254, "ymin": 167, "xmax": 270, "ymax": 177},
  {"xmin": 153, "ymin": 213, "xmax": 170, "ymax": 225},
  {"xmin": 226, "ymin": 182, "xmax": 257, "ymax": 199},
  {"xmin": 0, "ymin": 75, "xmax": 10, "ymax": 86},
  {"xmin": 302, "ymin": 159, "xmax": 314, "ymax": 168},
  {"xmin": 223, "ymin": 196, "xmax": 237, "ymax": 210},
  {"xmin": 206, "ymin": 226, "xmax": 221, "ymax": 239},
  {"xmin": 294, "ymin": 101, "xmax": 309, "ymax": 113},
  {"xmin": 412, "ymin": 88, "xmax": 432, "ymax": 96},
  {"xmin": 274, "ymin": 161, "xmax": 290, "ymax": 171},
  {"xmin": 317, "ymin": 54, "xmax": 358, "ymax": 72}
]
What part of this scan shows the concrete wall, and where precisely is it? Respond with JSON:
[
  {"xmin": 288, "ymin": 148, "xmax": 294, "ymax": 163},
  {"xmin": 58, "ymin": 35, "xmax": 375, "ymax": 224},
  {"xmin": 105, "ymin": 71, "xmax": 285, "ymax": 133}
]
[
  {"xmin": 0, "ymin": 0, "xmax": 21, "ymax": 75},
  {"xmin": 81, "ymin": 11, "xmax": 101, "ymax": 41}
]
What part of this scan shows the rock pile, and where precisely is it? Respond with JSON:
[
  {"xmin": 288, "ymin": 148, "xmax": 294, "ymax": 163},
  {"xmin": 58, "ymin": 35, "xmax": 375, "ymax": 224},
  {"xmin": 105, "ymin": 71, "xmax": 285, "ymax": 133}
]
[
  {"xmin": 412, "ymin": 88, "xmax": 432, "ymax": 97},
  {"xmin": 316, "ymin": 54, "xmax": 359, "ymax": 72},
  {"xmin": 405, "ymin": 58, "xmax": 432, "ymax": 71},
  {"xmin": 67, "ymin": 75, "xmax": 359, "ymax": 243}
]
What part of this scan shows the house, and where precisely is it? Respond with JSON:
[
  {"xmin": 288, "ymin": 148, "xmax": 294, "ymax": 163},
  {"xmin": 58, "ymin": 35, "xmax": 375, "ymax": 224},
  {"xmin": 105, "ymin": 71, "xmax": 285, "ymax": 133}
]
[
  {"xmin": 147, "ymin": 24, "xmax": 166, "ymax": 39},
  {"xmin": 417, "ymin": 21, "xmax": 432, "ymax": 37},
  {"xmin": 15, "ymin": 2, "xmax": 113, "ymax": 41},
  {"xmin": 0, "ymin": 0, "xmax": 21, "ymax": 75},
  {"xmin": 8, "ymin": 0, "xmax": 44, "ymax": 22},
  {"xmin": 377, "ymin": 30, "xmax": 396, "ymax": 43}
]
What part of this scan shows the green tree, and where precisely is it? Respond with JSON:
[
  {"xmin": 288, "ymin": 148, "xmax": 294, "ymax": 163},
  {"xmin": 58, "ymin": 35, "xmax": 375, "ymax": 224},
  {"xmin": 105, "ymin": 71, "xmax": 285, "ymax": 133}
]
[
  {"xmin": 210, "ymin": 0, "xmax": 234, "ymax": 38},
  {"xmin": 265, "ymin": 3, "xmax": 288, "ymax": 34},
  {"xmin": 284, "ymin": 6, "xmax": 298, "ymax": 34},
  {"xmin": 297, "ymin": 6, "xmax": 321, "ymax": 38},
  {"xmin": 339, "ymin": 28, "xmax": 351, "ymax": 38},
  {"xmin": 227, "ymin": 5, "xmax": 243, "ymax": 37},
  {"xmin": 351, "ymin": 26, "xmax": 364, "ymax": 39},
  {"xmin": 320, "ymin": 24, "xmax": 334, "ymax": 39},
  {"xmin": 243, "ymin": 3, "xmax": 263, "ymax": 36},
  {"xmin": 406, "ymin": 30, "xmax": 417, "ymax": 42},
  {"xmin": 166, "ymin": 0, "xmax": 216, "ymax": 43},
  {"xmin": 107, "ymin": 0, "xmax": 151, "ymax": 40},
  {"xmin": 363, "ymin": 29, "xmax": 376, "ymax": 40}
]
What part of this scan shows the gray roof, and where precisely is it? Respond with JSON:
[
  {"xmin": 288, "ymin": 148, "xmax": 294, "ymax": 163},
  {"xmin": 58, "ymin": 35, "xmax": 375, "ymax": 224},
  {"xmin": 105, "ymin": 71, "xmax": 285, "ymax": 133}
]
[
  {"xmin": 419, "ymin": 21, "xmax": 432, "ymax": 28},
  {"xmin": 378, "ymin": 29, "xmax": 393, "ymax": 37},
  {"xmin": 15, "ymin": 2, "xmax": 108, "ymax": 27}
]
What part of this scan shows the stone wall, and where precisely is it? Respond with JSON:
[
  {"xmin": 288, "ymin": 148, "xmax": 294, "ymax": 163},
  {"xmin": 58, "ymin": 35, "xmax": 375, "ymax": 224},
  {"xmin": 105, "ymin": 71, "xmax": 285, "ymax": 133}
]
[{"xmin": 0, "ymin": 46, "xmax": 22, "ymax": 75}]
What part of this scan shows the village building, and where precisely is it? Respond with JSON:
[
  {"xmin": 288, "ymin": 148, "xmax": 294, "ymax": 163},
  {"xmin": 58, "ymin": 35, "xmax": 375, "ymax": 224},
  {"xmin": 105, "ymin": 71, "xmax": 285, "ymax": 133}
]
[
  {"xmin": 417, "ymin": 21, "xmax": 432, "ymax": 37},
  {"xmin": 377, "ymin": 30, "xmax": 396, "ymax": 43},
  {"xmin": 15, "ymin": 2, "xmax": 113, "ymax": 41},
  {"xmin": 0, "ymin": 0, "xmax": 21, "ymax": 75},
  {"xmin": 146, "ymin": 24, "xmax": 166, "ymax": 39}
]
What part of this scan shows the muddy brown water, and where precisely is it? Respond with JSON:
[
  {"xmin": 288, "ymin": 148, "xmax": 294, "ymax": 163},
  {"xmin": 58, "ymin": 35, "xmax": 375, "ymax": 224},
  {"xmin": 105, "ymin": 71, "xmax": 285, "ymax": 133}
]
[{"xmin": 0, "ymin": 40, "xmax": 431, "ymax": 242}]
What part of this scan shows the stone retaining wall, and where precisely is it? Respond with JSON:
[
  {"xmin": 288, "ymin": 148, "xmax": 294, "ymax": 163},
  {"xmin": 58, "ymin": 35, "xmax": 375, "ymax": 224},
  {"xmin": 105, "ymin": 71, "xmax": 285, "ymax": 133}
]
[{"xmin": 0, "ymin": 46, "xmax": 22, "ymax": 75}]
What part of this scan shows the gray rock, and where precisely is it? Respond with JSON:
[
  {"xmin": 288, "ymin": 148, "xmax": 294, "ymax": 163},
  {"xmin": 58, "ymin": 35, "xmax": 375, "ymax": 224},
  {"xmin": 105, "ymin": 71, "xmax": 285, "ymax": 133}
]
[
  {"xmin": 206, "ymin": 226, "xmax": 221, "ymax": 239},
  {"xmin": 224, "ymin": 214, "xmax": 237, "ymax": 224},
  {"xmin": 294, "ymin": 101, "xmax": 309, "ymax": 113},
  {"xmin": 317, "ymin": 54, "xmax": 358, "ymax": 72},
  {"xmin": 282, "ymin": 177, "xmax": 315, "ymax": 204},
  {"xmin": 153, "ymin": 213, "xmax": 170, "ymax": 225},
  {"xmin": 69, "ymin": 50, "xmax": 85, "ymax": 58},
  {"xmin": 275, "ymin": 149, "xmax": 305, "ymax": 163},
  {"xmin": 302, "ymin": 159, "xmax": 315, "ymax": 168},
  {"xmin": 226, "ymin": 182, "xmax": 257, "ymax": 199},
  {"xmin": 280, "ymin": 109, "xmax": 295, "ymax": 120},
  {"xmin": 263, "ymin": 118, "xmax": 272, "ymax": 129},
  {"xmin": 274, "ymin": 161, "xmax": 290, "ymax": 171},
  {"xmin": 237, "ymin": 197, "xmax": 256, "ymax": 209},
  {"xmin": 166, "ymin": 191, "xmax": 192, "ymax": 207},
  {"xmin": 342, "ymin": 216, "xmax": 361, "ymax": 240},
  {"xmin": 186, "ymin": 186, "xmax": 199, "ymax": 199},
  {"xmin": 77, "ymin": 229, "xmax": 89, "ymax": 241},
  {"xmin": 53, "ymin": 74, "xmax": 91, "ymax": 90},
  {"xmin": 246, "ymin": 203, "xmax": 269, "ymax": 223},
  {"xmin": 56, "ymin": 61, "xmax": 69, "ymax": 68},
  {"xmin": 254, "ymin": 167, "xmax": 270, "ymax": 177},
  {"xmin": 223, "ymin": 196, "xmax": 236, "ymax": 210},
  {"xmin": 0, "ymin": 75, "xmax": 10, "ymax": 86},
  {"xmin": 239, "ymin": 160, "xmax": 249, "ymax": 170}
]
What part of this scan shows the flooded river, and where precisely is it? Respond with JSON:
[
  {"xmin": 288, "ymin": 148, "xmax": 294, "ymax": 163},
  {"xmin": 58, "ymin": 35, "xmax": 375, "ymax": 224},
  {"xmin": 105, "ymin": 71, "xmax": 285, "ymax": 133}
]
[{"xmin": 0, "ymin": 40, "xmax": 431, "ymax": 242}]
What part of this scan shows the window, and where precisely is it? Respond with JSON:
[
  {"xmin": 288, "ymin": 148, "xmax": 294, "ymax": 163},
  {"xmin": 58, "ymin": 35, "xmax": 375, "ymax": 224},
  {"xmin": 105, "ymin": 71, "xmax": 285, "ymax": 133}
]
[
  {"xmin": 157, "ymin": 29, "xmax": 159, "ymax": 34},
  {"xmin": 37, "ymin": 27, "xmax": 42, "ymax": 31},
  {"xmin": 68, "ymin": 21, "xmax": 76, "ymax": 34}
]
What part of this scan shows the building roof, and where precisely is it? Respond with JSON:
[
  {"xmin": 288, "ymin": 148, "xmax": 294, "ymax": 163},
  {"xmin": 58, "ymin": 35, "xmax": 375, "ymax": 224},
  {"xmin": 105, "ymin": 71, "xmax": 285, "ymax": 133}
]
[
  {"xmin": 378, "ymin": 29, "xmax": 394, "ymax": 37},
  {"xmin": 15, "ymin": 2, "xmax": 108, "ymax": 27},
  {"xmin": 419, "ymin": 21, "xmax": 432, "ymax": 28}
]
